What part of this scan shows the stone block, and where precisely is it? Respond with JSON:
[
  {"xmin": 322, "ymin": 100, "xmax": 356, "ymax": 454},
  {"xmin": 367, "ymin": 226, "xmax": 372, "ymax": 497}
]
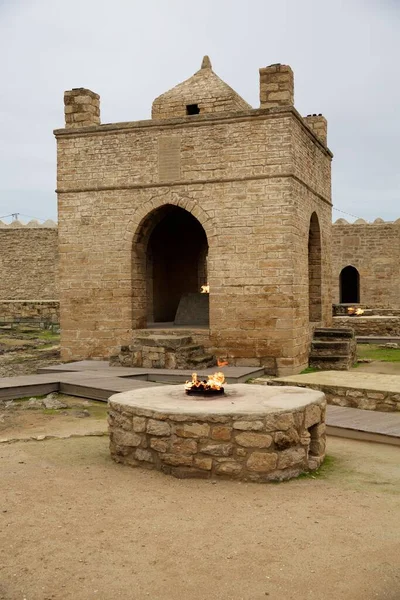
[
  {"xmin": 235, "ymin": 432, "xmax": 272, "ymax": 448},
  {"xmin": 247, "ymin": 452, "xmax": 278, "ymax": 473},
  {"xmin": 147, "ymin": 419, "xmax": 171, "ymax": 436},
  {"xmin": 274, "ymin": 428, "xmax": 300, "ymax": 450},
  {"xmin": 135, "ymin": 449, "xmax": 153, "ymax": 463},
  {"xmin": 132, "ymin": 417, "xmax": 146, "ymax": 432},
  {"xmin": 277, "ymin": 447, "xmax": 306, "ymax": 469},
  {"xmin": 304, "ymin": 405, "xmax": 321, "ymax": 429},
  {"xmin": 112, "ymin": 429, "xmax": 142, "ymax": 447},
  {"xmin": 200, "ymin": 442, "xmax": 233, "ymax": 456},
  {"xmin": 162, "ymin": 454, "xmax": 193, "ymax": 467},
  {"xmin": 264, "ymin": 413, "xmax": 294, "ymax": 432},
  {"xmin": 194, "ymin": 457, "xmax": 213, "ymax": 470},
  {"xmin": 170, "ymin": 438, "xmax": 198, "ymax": 455},
  {"xmin": 150, "ymin": 438, "xmax": 169, "ymax": 452},
  {"xmin": 233, "ymin": 420, "xmax": 264, "ymax": 431},
  {"xmin": 215, "ymin": 461, "xmax": 243, "ymax": 475},
  {"xmin": 175, "ymin": 422, "xmax": 210, "ymax": 438},
  {"xmin": 211, "ymin": 425, "xmax": 232, "ymax": 441}
]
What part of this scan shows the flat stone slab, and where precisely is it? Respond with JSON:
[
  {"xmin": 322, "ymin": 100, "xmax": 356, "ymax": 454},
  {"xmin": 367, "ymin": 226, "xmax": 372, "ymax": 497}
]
[{"xmin": 110, "ymin": 384, "xmax": 325, "ymax": 417}]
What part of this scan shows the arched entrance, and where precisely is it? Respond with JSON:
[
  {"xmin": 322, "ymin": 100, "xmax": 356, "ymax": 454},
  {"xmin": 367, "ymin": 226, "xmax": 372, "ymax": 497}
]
[
  {"xmin": 132, "ymin": 205, "xmax": 209, "ymax": 327},
  {"xmin": 340, "ymin": 266, "xmax": 360, "ymax": 303},
  {"xmin": 308, "ymin": 212, "xmax": 322, "ymax": 322}
]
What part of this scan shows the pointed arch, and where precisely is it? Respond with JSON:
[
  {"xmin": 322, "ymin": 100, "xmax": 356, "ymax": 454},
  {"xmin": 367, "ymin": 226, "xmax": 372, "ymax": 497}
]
[
  {"xmin": 340, "ymin": 266, "xmax": 360, "ymax": 304},
  {"xmin": 131, "ymin": 204, "xmax": 209, "ymax": 328},
  {"xmin": 308, "ymin": 212, "xmax": 322, "ymax": 322}
]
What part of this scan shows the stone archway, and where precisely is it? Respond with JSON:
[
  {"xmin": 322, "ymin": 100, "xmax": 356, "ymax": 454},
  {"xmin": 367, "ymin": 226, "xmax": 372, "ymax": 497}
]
[
  {"xmin": 131, "ymin": 204, "xmax": 209, "ymax": 328},
  {"xmin": 308, "ymin": 212, "xmax": 322, "ymax": 322}
]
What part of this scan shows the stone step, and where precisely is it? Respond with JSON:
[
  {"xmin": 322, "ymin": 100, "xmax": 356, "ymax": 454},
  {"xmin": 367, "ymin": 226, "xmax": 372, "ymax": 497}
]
[
  {"xmin": 309, "ymin": 355, "xmax": 351, "ymax": 371},
  {"xmin": 189, "ymin": 354, "xmax": 215, "ymax": 367},
  {"xmin": 311, "ymin": 341, "xmax": 351, "ymax": 357},
  {"xmin": 312, "ymin": 340, "xmax": 350, "ymax": 351},
  {"xmin": 132, "ymin": 335, "xmax": 193, "ymax": 350},
  {"xmin": 176, "ymin": 344, "xmax": 204, "ymax": 355},
  {"xmin": 313, "ymin": 328, "xmax": 354, "ymax": 340}
]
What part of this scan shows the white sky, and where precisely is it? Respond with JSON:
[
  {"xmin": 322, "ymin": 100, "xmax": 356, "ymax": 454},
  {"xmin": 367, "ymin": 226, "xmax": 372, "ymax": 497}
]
[{"xmin": 0, "ymin": 0, "xmax": 399, "ymax": 223}]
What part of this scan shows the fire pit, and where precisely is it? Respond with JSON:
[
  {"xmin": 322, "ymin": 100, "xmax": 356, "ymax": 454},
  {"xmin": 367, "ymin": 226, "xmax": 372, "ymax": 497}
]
[
  {"xmin": 108, "ymin": 383, "xmax": 326, "ymax": 483},
  {"xmin": 184, "ymin": 372, "xmax": 225, "ymax": 396}
]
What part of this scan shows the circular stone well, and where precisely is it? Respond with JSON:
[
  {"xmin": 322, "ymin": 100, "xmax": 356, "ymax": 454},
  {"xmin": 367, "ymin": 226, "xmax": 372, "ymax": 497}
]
[{"xmin": 108, "ymin": 384, "xmax": 326, "ymax": 482}]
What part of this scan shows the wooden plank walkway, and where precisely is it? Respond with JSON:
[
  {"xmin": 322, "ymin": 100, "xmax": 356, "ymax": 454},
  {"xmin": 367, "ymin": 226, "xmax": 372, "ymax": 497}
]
[
  {"xmin": 327, "ymin": 405, "xmax": 400, "ymax": 446},
  {"xmin": 1, "ymin": 362, "xmax": 400, "ymax": 445}
]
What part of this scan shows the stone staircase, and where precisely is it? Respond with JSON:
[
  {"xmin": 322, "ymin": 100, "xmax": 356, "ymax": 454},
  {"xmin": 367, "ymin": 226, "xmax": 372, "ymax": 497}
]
[
  {"xmin": 309, "ymin": 328, "xmax": 357, "ymax": 371},
  {"xmin": 111, "ymin": 334, "xmax": 215, "ymax": 370}
]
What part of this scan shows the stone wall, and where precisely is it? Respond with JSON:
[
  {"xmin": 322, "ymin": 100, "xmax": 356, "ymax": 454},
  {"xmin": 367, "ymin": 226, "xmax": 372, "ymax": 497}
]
[
  {"xmin": 55, "ymin": 60, "xmax": 332, "ymax": 375},
  {"xmin": 332, "ymin": 219, "xmax": 400, "ymax": 308},
  {"xmin": 333, "ymin": 316, "xmax": 400, "ymax": 337},
  {"xmin": 0, "ymin": 301, "xmax": 59, "ymax": 325},
  {"xmin": 0, "ymin": 223, "xmax": 58, "ymax": 301}
]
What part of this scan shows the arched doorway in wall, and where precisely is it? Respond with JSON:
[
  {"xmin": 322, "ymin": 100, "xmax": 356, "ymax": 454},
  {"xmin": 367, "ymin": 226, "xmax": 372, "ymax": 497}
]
[
  {"xmin": 132, "ymin": 205, "xmax": 209, "ymax": 327},
  {"xmin": 340, "ymin": 266, "xmax": 360, "ymax": 303},
  {"xmin": 308, "ymin": 212, "xmax": 322, "ymax": 322}
]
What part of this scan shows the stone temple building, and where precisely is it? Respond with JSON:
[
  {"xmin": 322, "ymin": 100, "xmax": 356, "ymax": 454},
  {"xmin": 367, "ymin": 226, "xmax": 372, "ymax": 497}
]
[{"xmin": 54, "ymin": 57, "xmax": 333, "ymax": 375}]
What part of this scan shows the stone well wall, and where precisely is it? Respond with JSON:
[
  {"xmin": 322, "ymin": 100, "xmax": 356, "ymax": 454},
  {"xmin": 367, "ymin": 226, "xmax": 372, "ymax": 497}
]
[{"xmin": 108, "ymin": 384, "xmax": 326, "ymax": 482}]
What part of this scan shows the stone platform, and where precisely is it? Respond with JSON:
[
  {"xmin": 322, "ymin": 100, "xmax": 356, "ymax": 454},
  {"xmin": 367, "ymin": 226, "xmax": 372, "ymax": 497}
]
[
  {"xmin": 108, "ymin": 384, "xmax": 326, "ymax": 482},
  {"xmin": 270, "ymin": 370, "xmax": 400, "ymax": 412}
]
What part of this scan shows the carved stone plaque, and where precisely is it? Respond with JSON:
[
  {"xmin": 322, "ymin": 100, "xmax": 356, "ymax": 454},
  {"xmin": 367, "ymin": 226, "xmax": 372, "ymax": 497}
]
[{"xmin": 158, "ymin": 136, "xmax": 181, "ymax": 182}]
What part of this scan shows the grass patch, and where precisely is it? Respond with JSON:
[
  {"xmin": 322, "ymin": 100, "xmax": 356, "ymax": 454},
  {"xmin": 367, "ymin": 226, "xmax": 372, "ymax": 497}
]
[
  {"xmin": 357, "ymin": 344, "xmax": 400, "ymax": 362},
  {"xmin": 300, "ymin": 367, "xmax": 319, "ymax": 374},
  {"xmin": 297, "ymin": 454, "xmax": 336, "ymax": 480}
]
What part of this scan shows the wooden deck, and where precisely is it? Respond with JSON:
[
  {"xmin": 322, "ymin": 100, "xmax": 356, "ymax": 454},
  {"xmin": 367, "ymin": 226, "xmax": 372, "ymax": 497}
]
[{"xmin": 1, "ymin": 362, "xmax": 399, "ymax": 445}]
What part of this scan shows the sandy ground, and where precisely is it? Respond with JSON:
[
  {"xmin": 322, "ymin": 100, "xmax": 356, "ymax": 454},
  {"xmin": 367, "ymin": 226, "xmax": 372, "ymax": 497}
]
[{"xmin": 0, "ymin": 434, "xmax": 399, "ymax": 600}]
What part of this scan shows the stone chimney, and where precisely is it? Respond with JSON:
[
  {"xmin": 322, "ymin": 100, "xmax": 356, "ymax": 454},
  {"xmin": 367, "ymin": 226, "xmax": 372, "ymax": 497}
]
[
  {"xmin": 303, "ymin": 114, "xmax": 328, "ymax": 145},
  {"xmin": 259, "ymin": 64, "xmax": 294, "ymax": 109},
  {"xmin": 64, "ymin": 88, "xmax": 100, "ymax": 128}
]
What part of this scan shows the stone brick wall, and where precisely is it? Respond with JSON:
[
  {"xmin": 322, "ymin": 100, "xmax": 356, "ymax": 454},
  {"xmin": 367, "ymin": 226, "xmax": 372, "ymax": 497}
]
[
  {"xmin": 55, "ymin": 61, "xmax": 332, "ymax": 375},
  {"xmin": 333, "ymin": 316, "xmax": 400, "ymax": 337},
  {"xmin": 332, "ymin": 220, "xmax": 400, "ymax": 308},
  {"xmin": 0, "ymin": 301, "xmax": 59, "ymax": 324},
  {"xmin": 0, "ymin": 226, "xmax": 58, "ymax": 301}
]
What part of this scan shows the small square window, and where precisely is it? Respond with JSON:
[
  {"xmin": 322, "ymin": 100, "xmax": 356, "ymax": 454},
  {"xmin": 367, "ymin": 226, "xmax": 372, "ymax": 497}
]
[{"xmin": 186, "ymin": 104, "xmax": 200, "ymax": 115}]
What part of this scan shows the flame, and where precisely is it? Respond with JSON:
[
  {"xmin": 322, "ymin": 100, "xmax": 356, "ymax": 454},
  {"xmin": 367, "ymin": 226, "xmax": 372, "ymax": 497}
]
[
  {"xmin": 217, "ymin": 358, "xmax": 229, "ymax": 367},
  {"xmin": 184, "ymin": 371, "xmax": 226, "ymax": 392},
  {"xmin": 347, "ymin": 307, "xmax": 364, "ymax": 316},
  {"xmin": 200, "ymin": 284, "xmax": 210, "ymax": 294}
]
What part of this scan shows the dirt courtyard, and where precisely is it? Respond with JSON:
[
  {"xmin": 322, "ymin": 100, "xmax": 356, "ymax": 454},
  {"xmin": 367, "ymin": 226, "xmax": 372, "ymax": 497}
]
[{"xmin": 1, "ymin": 434, "xmax": 399, "ymax": 600}]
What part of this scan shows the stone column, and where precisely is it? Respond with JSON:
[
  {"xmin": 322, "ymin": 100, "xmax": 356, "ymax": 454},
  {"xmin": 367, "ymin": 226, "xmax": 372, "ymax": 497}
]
[
  {"xmin": 259, "ymin": 64, "xmax": 294, "ymax": 108},
  {"xmin": 304, "ymin": 114, "xmax": 328, "ymax": 145},
  {"xmin": 64, "ymin": 88, "xmax": 100, "ymax": 128}
]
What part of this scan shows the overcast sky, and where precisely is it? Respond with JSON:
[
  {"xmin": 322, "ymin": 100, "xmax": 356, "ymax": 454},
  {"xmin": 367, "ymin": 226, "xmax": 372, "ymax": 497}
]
[{"xmin": 0, "ymin": 0, "xmax": 398, "ymax": 223}]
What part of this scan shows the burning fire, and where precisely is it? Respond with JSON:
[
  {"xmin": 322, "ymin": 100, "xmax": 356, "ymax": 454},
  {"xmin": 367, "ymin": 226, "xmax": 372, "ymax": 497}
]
[
  {"xmin": 347, "ymin": 307, "xmax": 364, "ymax": 316},
  {"xmin": 217, "ymin": 358, "xmax": 229, "ymax": 367},
  {"xmin": 184, "ymin": 371, "xmax": 226, "ymax": 395},
  {"xmin": 200, "ymin": 284, "xmax": 210, "ymax": 294}
]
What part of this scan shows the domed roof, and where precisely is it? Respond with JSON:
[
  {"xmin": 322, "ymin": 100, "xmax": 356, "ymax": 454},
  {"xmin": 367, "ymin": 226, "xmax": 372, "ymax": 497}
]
[{"xmin": 152, "ymin": 56, "xmax": 251, "ymax": 119}]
